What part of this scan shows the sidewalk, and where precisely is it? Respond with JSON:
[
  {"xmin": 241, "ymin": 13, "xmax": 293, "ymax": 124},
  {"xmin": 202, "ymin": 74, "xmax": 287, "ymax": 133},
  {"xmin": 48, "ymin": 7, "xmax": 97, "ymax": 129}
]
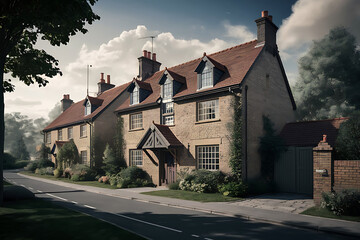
[{"xmin": 17, "ymin": 173, "xmax": 360, "ymax": 238}]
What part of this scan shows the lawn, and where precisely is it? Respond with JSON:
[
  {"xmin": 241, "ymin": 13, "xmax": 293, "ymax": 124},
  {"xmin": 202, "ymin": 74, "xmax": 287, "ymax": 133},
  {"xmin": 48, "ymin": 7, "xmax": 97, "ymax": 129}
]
[
  {"xmin": 142, "ymin": 190, "xmax": 242, "ymax": 202},
  {"xmin": 20, "ymin": 171, "xmax": 118, "ymax": 189},
  {"xmin": 302, "ymin": 206, "xmax": 360, "ymax": 222},
  {"xmin": 0, "ymin": 198, "xmax": 144, "ymax": 240}
]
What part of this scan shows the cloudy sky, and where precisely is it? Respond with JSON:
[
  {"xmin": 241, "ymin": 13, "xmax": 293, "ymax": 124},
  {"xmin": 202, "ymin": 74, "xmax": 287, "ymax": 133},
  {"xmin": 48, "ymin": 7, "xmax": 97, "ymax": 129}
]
[{"xmin": 4, "ymin": 0, "xmax": 360, "ymax": 120}]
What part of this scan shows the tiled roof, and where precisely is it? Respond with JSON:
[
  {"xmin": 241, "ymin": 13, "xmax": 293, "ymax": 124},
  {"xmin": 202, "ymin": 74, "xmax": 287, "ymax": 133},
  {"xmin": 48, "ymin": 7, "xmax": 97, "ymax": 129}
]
[
  {"xmin": 44, "ymin": 82, "xmax": 130, "ymax": 131},
  {"xmin": 116, "ymin": 40, "xmax": 263, "ymax": 112},
  {"xmin": 279, "ymin": 118, "xmax": 349, "ymax": 147},
  {"xmin": 87, "ymin": 96, "xmax": 104, "ymax": 106},
  {"xmin": 153, "ymin": 123, "xmax": 183, "ymax": 147},
  {"xmin": 134, "ymin": 79, "xmax": 152, "ymax": 92},
  {"xmin": 205, "ymin": 55, "xmax": 227, "ymax": 72},
  {"xmin": 166, "ymin": 69, "xmax": 186, "ymax": 84}
]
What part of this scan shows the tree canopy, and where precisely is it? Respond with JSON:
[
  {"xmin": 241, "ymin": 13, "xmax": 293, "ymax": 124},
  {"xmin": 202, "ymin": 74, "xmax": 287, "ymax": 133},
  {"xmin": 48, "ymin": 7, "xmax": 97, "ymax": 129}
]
[
  {"xmin": 293, "ymin": 27, "xmax": 360, "ymax": 120},
  {"xmin": 57, "ymin": 140, "xmax": 80, "ymax": 169}
]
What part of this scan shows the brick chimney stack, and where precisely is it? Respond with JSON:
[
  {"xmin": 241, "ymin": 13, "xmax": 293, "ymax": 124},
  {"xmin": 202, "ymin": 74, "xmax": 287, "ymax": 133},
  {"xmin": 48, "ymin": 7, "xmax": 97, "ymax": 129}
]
[
  {"xmin": 97, "ymin": 73, "xmax": 115, "ymax": 95},
  {"xmin": 255, "ymin": 10, "xmax": 278, "ymax": 53},
  {"xmin": 61, "ymin": 94, "xmax": 73, "ymax": 112},
  {"xmin": 138, "ymin": 49, "xmax": 161, "ymax": 81}
]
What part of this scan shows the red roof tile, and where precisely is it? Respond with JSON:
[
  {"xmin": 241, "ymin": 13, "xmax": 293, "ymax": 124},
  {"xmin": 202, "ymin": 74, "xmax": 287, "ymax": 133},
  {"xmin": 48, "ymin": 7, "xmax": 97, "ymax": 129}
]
[
  {"xmin": 279, "ymin": 118, "xmax": 349, "ymax": 147},
  {"xmin": 87, "ymin": 96, "xmax": 104, "ymax": 106},
  {"xmin": 134, "ymin": 79, "xmax": 152, "ymax": 92},
  {"xmin": 44, "ymin": 82, "xmax": 131, "ymax": 131},
  {"xmin": 116, "ymin": 40, "xmax": 263, "ymax": 112},
  {"xmin": 153, "ymin": 123, "xmax": 183, "ymax": 147}
]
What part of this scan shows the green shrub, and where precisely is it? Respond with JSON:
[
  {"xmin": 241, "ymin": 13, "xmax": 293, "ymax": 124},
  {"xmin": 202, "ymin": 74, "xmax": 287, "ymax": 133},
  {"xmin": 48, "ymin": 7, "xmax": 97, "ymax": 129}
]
[
  {"xmin": 64, "ymin": 167, "xmax": 72, "ymax": 179},
  {"xmin": 71, "ymin": 174, "xmax": 80, "ymax": 181},
  {"xmin": 3, "ymin": 153, "xmax": 17, "ymax": 169},
  {"xmin": 116, "ymin": 166, "xmax": 153, "ymax": 188},
  {"xmin": 71, "ymin": 164, "xmax": 96, "ymax": 181},
  {"xmin": 109, "ymin": 175, "xmax": 118, "ymax": 186},
  {"xmin": 218, "ymin": 181, "xmax": 248, "ymax": 197},
  {"xmin": 53, "ymin": 169, "xmax": 63, "ymax": 178},
  {"xmin": 321, "ymin": 189, "xmax": 360, "ymax": 216},
  {"xmin": 35, "ymin": 167, "xmax": 53, "ymax": 175},
  {"xmin": 25, "ymin": 159, "xmax": 54, "ymax": 172},
  {"xmin": 34, "ymin": 168, "xmax": 41, "ymax": 174},
  {"xmin": 168, "ymin": 181, "xmax": 180, "ymax": 190},
  {"xmin": 180, "ymin": 170, "xmax": 225, "ymax": 193},
  {"xmin": 25, "ymin": 161, "xmax": 39, "ymax": 172}
]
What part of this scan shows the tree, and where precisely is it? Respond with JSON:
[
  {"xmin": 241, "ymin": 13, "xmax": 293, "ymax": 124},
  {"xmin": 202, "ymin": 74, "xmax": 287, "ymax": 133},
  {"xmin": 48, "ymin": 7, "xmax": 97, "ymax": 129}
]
[
  {"xmin": 114, "ymin": 117, "xmax": 127, "ymax": 168},
  {"xmin": 102, "ymin": 144, "xmax": 119, "ymax": 175},
  {"xmin": 335, "ymin": 111, "xmax": 360, "ymax": 160},
  {"xmin": 11, "ymin": 136, "xmax": 30, "ymax": 160},
  {"xmin": 57, "ymin": 140, "xmax": 80, "ymax": 169},
  {"xmin": 293, "ymin": 27, "xmax": 360, "ymax": 120},
  {"xmin": 0, "ymin": 0, "xmax": 100, "ymax": 205},
  {"xmin": 36, "ymin": 143, "xmax": 50, "ymax": 161}
]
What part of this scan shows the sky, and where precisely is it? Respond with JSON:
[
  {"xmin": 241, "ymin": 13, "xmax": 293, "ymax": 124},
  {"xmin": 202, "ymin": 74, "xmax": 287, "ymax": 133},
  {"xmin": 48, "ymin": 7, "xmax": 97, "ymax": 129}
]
[{"xmin": 4, "ymin": 0, "xmax": 360, "ymax": 120}]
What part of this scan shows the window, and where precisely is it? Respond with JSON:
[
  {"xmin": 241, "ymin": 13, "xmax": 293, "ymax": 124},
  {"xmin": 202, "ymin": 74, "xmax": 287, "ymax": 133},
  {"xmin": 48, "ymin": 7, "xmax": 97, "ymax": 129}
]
[
  {"xmin": 130, "ymin": 149, "xmax": 143, "ymax": 166},
  {"xmin": 163, "ymin": 102, "xmax": 173, "ymax": 114},
  {"xmin": 201, "ymin": 65, "xmax": 212, "ymax": 89},
  {"xmin": 80, "ymin": 124, "xmax": 87, "ymax": 137},
  {"xmin": 46, "ymin": 132, "xmax": 51, "ymax": 144},
  {"xmin": 163, "ymin": 115, "xmax": 174, "ymax": 125},
  {"xmin": 131, "ymin": 86, "xmax": 139, "ymax": 105},
  {"xmin": 85, "ymin": 101, "xmax": 91, "ymax": 115},
  {"xmin": 130, "ymin": 113, "xmax": 143, "ymax": 130},
  {"xmin": 58, "ymin": 129, "xmax": 63, "ymax": 140},
  {"xmin": 162, "ymin": 102, "xmax": 174, "ymax": 125},
  {"xmin": 197, "ymin": 145, "xmax": 219, "ymax": 170},
  {"xmin": 163, "ymin": 78, "xmax": 173, "ymax": 100},
  {"xmin": 81, "ymin": 151, "xmax": 87, "ymax": 165},
  {"xmin": 68, "ymin": 127, "xmax": 73, "ymax": 139},
  {"xmin": 197, "ymin": 99, "xmax": 219, "ymax": 121}
]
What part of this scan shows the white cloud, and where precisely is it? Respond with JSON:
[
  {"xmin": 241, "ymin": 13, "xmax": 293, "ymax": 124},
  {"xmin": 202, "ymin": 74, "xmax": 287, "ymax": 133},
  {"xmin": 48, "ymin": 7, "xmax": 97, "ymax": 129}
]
[
  {"xmin": 6, "ymin": 98, "xmax": 42, "ymax": 106},
  {"xmin": 224, "ymin": 23, "xmax": 256, "ymax": 42}
]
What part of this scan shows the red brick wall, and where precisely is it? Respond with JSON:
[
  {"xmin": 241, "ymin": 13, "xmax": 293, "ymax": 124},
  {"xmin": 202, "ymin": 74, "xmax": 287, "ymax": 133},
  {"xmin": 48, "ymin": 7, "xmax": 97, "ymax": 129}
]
[{"xmin": 333, "ymin": 160, "xmax": 360, "ymax": 192}]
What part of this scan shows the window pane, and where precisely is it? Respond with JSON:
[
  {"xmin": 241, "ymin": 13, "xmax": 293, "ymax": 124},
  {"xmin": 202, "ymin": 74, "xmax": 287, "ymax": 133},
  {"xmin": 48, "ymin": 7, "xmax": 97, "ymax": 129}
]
[
  {"xmin": 131, "ymin": 87, "xmax": 139, "ymax": 105},
  {"xmin": 163, "ymin": 79, "xmax": 173, "ymax": 100},
  {"xmin": 197, "ymin": 145, "xmax": 219, "ymax": 170},
  {"xmin": 163, "ymin": 115, "xmax": 174, "ymax": 125},
  {"xmin": 197, "ymin": 99, "xmax": 219, "ymax": 121},
  {"xmin": 201, "ymin": 65, "xmax": 212, "ymax": 88},
  {"xmin": 130, "ymin": 113, "xmax": 143, "ymax": 130},
  {"xmin": 130, "ymin": 150, "xmax": 143, "ymax": 166}
]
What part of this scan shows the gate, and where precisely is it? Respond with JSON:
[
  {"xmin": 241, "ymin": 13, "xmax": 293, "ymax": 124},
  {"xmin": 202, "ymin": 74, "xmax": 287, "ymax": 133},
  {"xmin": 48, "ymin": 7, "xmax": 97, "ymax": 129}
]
[{"xmin": 274, "ymin": 147, "xmax": 313, "ymax": 195}]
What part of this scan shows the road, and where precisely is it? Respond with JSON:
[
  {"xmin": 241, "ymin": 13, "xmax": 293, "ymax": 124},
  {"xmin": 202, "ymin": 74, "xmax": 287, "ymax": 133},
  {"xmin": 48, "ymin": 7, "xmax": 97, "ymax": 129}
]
[{"xmin": 3, "ymin": 170, "xmax": 356, "ymax": 240}]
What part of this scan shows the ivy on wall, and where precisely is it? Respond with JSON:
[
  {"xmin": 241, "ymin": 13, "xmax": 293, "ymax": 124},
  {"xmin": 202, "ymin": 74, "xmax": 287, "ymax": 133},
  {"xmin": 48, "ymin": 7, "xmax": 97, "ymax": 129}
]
[{"xmin": 114, "ymin": 117, "xmax": 127, "ymax": 168}]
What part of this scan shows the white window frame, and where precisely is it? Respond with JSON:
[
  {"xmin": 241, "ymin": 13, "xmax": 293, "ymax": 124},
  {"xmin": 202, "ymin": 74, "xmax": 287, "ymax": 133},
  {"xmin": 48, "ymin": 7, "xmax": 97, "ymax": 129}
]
[
  {"xmin": 197, "ymin": 99, "xmax": 219, "ymax": 122},
  {"xmin": 200, "ymin": 64, "xmax": 213, "ymax": 89},
  {"xmin": 197, "ymin": 145, "xmax": 219, "ymax": 170},
  {"xmin": 58, "ymin": 129, "xmax": 63, "ymax": 141},
  {"xmin": 46, "ymin": 132, "xmax": 51, "ymax": 144},
  {"xmin": 163, "ymin": 102, "xmax": 173, "ymax": 114},
  {"xmin": 130, "ymin": 112, "xmax": 143, "ymax": 130},
  {"xmin": 85, "ymin": 101, "xmax": 91, "ymax": 115},
  {"xmin": 131, "ymin": 86, "xmax": 139, "ymax": 105},
  {"xmin": 81, "ymin": 151, "xmax": 87, "ymax": 165},
  {"xmin": 163, "ymin": 115, "xmax": 174, "ymax": 126},
  {"xmin": 68, "ymin": 127, "xmax": 73, "ymax": 139},
  {"xmin": 130, "ymin": 149, "xmax": 143, "ymax": 166},
  {"xmin": 80, "ymin": 124, "xmax": 87, "ymax": 138},
  {"xmin": 163, "ymin": 78, "xmax": 173, "ymax": 101}
]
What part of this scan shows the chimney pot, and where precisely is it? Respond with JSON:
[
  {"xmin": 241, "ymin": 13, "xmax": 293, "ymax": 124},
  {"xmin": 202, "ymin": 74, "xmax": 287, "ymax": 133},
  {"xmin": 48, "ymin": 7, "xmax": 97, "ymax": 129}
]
[
  {"xmin": 152, "ymin": 53, "xmax": 156, "ymax": 61},
  {"xmin": 107, "ymin": 75, "xmax": 110, "ymax": 84},
  {"xmin": 143, "ymin": 50, "xmax": 147, "ymax": 57},
  {"xmin": 262, "ymin": 10, "xmax": 268, "ymax": 17},
  {"xmin": 100, "ymin": 73, "xmax": 105, "ymax": 83},
  {"xmin": 147, "ymin": 51, "xmax": 151, "ymax": 59}
]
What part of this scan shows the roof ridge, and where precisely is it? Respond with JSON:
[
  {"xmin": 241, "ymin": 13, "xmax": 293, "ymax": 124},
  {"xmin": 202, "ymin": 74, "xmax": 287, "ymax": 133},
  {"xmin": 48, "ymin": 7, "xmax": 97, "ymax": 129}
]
[
  {"xmin": 167, "ymin": 39, "xmax": 257, "ymax": 70},
  {"xmin": 288, "ymin": 117, "xmax": 349, "ymax": 124}
]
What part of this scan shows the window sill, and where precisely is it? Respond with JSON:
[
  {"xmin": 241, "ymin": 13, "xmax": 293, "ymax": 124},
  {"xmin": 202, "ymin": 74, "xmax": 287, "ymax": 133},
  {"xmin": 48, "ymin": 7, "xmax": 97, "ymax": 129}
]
[
  {"xmin": 129, "ymin": 128, "xmax": 144, "ymax": 132},
  {"xmin": 195, "ymin": 119, "xmax": 221, "ymax": 125},
  {"xmin": 80, "ymin": 136, "xmax": 87, "ymax": 139}
]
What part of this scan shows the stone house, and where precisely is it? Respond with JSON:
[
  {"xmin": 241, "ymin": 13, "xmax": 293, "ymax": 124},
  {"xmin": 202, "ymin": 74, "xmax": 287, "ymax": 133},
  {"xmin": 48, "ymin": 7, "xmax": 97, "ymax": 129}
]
[
  {"xmin": 114, "ymin": 11, "xmax": 296, "ymax": 186},
  {"xmin": 43, "ymin": 74, "xmax": 130, "ymax": 167}
]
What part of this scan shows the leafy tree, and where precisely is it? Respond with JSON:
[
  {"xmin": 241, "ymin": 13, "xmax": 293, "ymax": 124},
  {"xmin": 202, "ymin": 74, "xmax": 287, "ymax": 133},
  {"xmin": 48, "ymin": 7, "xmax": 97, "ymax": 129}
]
[
  {"xmin": 335, "ymin": 111, "xmax": 360, "ymax": 160},
  {"xmin": 57, "ymin": 139, "xmax": 80, "ymax": 169},
  {"xmin": 36, "ymin": 143, "xmax": 51, "ymax": 161},
  {"xmin": 114, "ymin": 117, "xmax": 127, "ymax": 168},
  {"xmin": 102, "ymin": 144, "xmax": 119, "ymax": 175},
  {"xmin": 10, "ymin": 136, "xmax": 30, "ymax": 160},
  {"xmin": 0, "ymin": 0, "xmax": 99, "ymax": 205},
  {"xmin": 294, "ymin": 27, "xmax": 360, "ymax": 120}
]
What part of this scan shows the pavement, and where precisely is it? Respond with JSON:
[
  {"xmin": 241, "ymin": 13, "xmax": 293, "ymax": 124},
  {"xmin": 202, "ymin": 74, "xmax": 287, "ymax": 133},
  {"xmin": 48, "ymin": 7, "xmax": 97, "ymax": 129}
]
[{"xmin": 12, "ymin": 172, "xmax": 360, "ymax": 238}]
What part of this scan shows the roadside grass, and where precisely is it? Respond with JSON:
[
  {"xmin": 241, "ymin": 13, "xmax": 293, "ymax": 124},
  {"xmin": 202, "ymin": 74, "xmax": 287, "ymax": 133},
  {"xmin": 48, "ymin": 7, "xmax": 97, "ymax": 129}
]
[
  {"xmin": 302, "ymin": 206, "xmax": 360, "ymax": 222},
  {"xmin": 142, "ymin": 190, "xmax": 242, "ymax": 202},
  {"xmin": 20, "ymin": 171, "xmax": 118, "ymax": 189},
  {"xmin": 0, "ymin": 198, "xmax": 144, "ymax": 240}
]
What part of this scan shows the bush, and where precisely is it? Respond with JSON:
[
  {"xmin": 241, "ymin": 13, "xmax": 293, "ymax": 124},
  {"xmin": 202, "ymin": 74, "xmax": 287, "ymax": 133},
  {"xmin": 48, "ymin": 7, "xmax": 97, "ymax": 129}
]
[
  {"xmin": 25, "ymin": 159, "xmax": 54, "ymax": 172},
  {"xmin": 53, "ymin": 169, "xmax": 63, "ymax": 178},
  {"xmin": 71, "ymin": 174, "xmax": 80, "ymax": 181},
  {"xmin": 116, "ymin": 166, "xmax": 153, "ymax": 188},
  {"xmin": 218, "ymin": 181, "xmax": 248, "ymax": 197},
  {"xmin": 35, "ymin": 167, "xmax": 53, "ymax": 175},
  {"xmin": 168, "ymin": 181, "xmax": 180, "ymax": 190},
  {"xmin": 179, "ymin": 170, "xmax": 225, "ymax": 193},
  {"xmin": 321, "ymin": 189, "xmax": 360, "ymax": 216},
  {"xmin": 25, "ymin": 161, "xmax": 39, "ymax": 172},
  {"xmin": 71, "ymin": 164, "xmax": 96, "ymax": 181},
  {"xmin": 4, "ymin": 152, "xmax": 30, "ymax": 170},
  {"xmin": 64, "ymin": 167, "xmax": 72, "ymax": 179}
]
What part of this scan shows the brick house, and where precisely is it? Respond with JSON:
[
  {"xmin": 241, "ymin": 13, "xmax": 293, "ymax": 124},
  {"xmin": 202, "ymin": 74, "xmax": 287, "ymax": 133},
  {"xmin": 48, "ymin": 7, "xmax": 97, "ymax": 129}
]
[
  {"xmin": 114, "ymin": 11, "xmax": 296, "ymax": 186},
  {"xmin": 43, "ymin": 74, "xmax": 130, "ymax": 166}
]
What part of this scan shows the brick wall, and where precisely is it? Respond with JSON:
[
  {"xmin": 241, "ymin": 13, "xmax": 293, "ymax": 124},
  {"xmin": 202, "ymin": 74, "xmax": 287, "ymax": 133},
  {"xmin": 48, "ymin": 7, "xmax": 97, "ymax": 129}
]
[{"xmin": 333, "ymin": 160, "xmax": 360, "ymax": 192}]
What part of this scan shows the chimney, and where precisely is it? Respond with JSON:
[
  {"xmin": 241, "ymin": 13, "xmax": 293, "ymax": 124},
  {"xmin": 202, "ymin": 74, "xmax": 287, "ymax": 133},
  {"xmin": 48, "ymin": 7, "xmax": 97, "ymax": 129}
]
[
  {"xmin": 255, "ymin": 10, "xmax": 278, "ymax": 53},
  {"xmin": 138, "ymin": 50, "xmax": 161, "ymax": 81},
  {"xmin": 61, "ymin": 94, "xmax": 73, "ymax": 112},
  {"xmin": 97, "ymin": 73, "xmax": 115, "ymax": 95}
]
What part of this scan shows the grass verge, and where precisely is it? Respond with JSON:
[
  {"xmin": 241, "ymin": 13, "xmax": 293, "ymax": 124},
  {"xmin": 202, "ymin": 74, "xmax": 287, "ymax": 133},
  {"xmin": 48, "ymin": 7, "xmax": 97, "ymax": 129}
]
[
  {"xmin": 142, "ymin": 190, "xmax": 242, "ymax": 202},
  {"xmin": 302, "ymin": 206, "xmax": 360, "ymax": 222},
  {"xmin": 20, "ymin": 171, "xmax": 117, "ymax": 189},
  {"xmin": 0, "ymin": 198, "xmax": 144, "ymax": 240}
]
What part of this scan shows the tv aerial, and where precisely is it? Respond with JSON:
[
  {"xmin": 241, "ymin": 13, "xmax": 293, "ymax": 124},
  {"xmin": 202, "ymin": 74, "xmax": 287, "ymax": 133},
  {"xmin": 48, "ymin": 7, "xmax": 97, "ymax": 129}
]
[{"xmin": 139, "ymin": 35, "xmax": 157, "ymax": 53}]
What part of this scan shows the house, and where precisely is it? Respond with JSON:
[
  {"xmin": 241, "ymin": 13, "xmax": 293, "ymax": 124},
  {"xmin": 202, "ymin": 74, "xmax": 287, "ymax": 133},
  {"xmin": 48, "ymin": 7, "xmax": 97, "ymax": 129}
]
[
  {"xmin": 114, "ymin": 11, "xmax": 296, "ymax": 186},
  {"xmin": 43, "ymin": 74, "xmax": 130, "ymax": 167}
]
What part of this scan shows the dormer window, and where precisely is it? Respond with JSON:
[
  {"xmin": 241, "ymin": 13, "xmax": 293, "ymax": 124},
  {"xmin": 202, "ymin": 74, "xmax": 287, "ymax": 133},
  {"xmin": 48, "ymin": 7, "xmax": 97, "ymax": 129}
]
[
  {"xmin": 85, "ymin": 101, "xmax": 91, "ymax": 116},
  {"xmin": 131, "ymin": 86, "xmax": 139, "ymax": 105},
  {"xmin": 201, "ymin": 64, "xmax": 212, "ymax": 89},
  {"xmin": 163, "ymin": 78, "xmax": 173, "ymax": 101},
  {"xmin": 195, "ymin": 54, "xmax": 226, "ymax": 90}
]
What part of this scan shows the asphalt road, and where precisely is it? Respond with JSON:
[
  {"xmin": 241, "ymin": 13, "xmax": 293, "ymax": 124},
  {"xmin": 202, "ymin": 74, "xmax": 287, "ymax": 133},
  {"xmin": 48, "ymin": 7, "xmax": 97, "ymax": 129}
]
[{"xmin": 3, "ymin": 171, "xmax": 356, "ymax": 240}]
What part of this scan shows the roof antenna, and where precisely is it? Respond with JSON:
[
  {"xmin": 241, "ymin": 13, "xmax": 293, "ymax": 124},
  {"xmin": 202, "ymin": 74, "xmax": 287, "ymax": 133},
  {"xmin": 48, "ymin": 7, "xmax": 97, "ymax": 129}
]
[
  {"xmin": 86, "ymin": 64, "xmax": 92, "ymax": 96},
  {"xmin": 139, "ymin": 35, "xmax": 157, "ymax": 53}
]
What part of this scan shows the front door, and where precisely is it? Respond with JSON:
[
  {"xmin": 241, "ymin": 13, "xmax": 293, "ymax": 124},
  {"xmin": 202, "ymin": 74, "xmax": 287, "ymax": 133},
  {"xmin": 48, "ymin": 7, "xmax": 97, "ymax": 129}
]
[{"xmin": 164, "ymin": 151, "xmax": 176, "ymax": 185}]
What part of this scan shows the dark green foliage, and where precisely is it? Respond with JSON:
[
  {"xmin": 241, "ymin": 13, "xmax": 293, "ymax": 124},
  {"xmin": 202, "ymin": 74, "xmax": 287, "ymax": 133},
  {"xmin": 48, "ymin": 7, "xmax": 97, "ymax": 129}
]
[
  {"xmin": 102, "ymin": 144, "xmax": 120, "ymax": 175},
  {"xmin": 90, "ymin": 134, "xmax": 105, "ymax": 174},
  {"xmin": 71, "ymin": 174, "xmax": 80, "ymax": 182},
  {"xmin": 294, "ymin": 27, "xmax": 360, "ymax": 120},
  {"xmin": 3, "ymin": 152, "xmax": 30, "ymax": 169},
  {"xmin": 35, "ymin": 167, "xmax": 54, "ymax": 175},
  {"xmin": 228, "ymin": 96, "xmax": 243, "ymax": 180},
  {"xmin": 71, "ymin": 164, "xmax": 96, "ymax": 181},
  {"xmin": 53, "ymin": 169, "xmax": 62, "ymax": 178},
  {"xmin": 37, "ymin": 143, "xmax": 50, "ymax": 161},
  {"xmin": 218, "ymin": 181, "xmax": 248, "ymax": 197},
  {"xmin": 56, "ymin": 139, "xmax": 80, "ymax": 169},
  {"xmin": 116, "ymin": 166, "xmax": 153, "ymax": 188},
  {"xmin": 168, "ymin": 181, "xmax": 180, "ymax": 190},
  {"xmin": 180, "ymin": 170, "xmax": 225, "ymax": 193},
  {"xmin": 321, "ymin": 190, "xmax": 360, "ymax": 216},
  {"xmin": 114, "ymin": 117, "xmax": 127, "ymax": 168},
  {"xmin": 24, "ymin": 159, "xmax": 54, "ymax": 172},
  {"xmin": 10, "ymin": 136, "xmax": 30, "ymax": 160},
  {"xmin": 258, "ymin": 116, "xmax": 285, "ymax": 181},
  {"xmin": 335, "ymin": 111, "xmax": 360, "ymax": 160}
]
